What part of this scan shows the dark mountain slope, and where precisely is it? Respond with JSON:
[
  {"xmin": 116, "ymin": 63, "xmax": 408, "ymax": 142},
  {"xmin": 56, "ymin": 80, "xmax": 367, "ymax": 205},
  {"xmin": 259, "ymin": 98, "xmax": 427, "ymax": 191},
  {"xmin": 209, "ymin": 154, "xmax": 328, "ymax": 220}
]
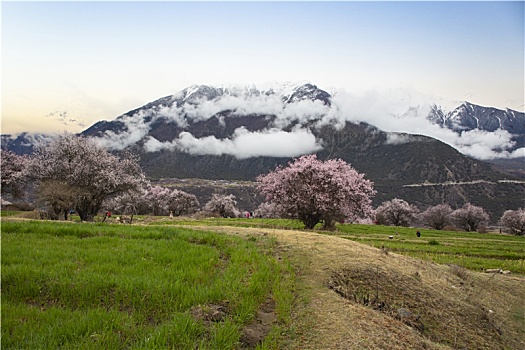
[{"xmin": 3, "ymin": 83, "xmax": 524, "ymax": 221}]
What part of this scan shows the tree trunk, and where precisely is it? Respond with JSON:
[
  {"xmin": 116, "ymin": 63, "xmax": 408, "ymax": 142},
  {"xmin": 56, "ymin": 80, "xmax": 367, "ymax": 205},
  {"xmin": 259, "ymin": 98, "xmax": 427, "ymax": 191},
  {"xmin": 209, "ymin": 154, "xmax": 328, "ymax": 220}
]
[
  {"xmin": 302, "ymin": 214, "xmax": 321, "ymax": 230},
  {"xmin": 76, "ymin": 198, "xmax": 94, "ymax": 222},
  {"xmin": 322, "ymin": 219, "xmax": 336, "ymax": 231}
]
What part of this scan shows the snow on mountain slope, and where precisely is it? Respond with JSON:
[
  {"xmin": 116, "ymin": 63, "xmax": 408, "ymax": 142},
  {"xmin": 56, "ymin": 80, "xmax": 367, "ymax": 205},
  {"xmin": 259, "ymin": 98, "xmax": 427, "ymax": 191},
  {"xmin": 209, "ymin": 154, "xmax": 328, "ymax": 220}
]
[
  {"xmin": 440, "ymin": 102, "xmax": 524, "ymax": 134},
  {"xmin": 3, "ymin": 82, "xmax": 523, "ymax": 162}
]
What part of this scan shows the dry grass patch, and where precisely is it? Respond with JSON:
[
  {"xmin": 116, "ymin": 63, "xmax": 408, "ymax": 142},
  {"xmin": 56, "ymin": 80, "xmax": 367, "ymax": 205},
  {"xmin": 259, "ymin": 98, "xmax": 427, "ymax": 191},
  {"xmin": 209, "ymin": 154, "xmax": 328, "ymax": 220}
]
[{"xmin": 193, "ymin": 226, "xmax": 525, "ymax": 349}]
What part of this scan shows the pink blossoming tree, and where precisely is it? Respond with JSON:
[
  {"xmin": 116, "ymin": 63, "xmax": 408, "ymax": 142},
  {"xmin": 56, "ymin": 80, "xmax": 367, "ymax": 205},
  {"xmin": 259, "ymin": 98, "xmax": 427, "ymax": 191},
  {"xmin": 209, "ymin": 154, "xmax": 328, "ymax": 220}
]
[
  {"xmin": 1, "ymin": 150, "xmax": 30, "ymax": 199},
  {"xmin": 451, "ymin": 203, "xmax": 489, "ymax": 232},
  {"xmin": 144, "ymin": 185, "xmax": 172, "ymax": 216},
  {"xmin": 419, "ymin": 204, "xmax": 453, "ymax": 230},
  {"xmin": 105, "ymin": 187, "xmax": 149, "ymax": 223},
  {"xmin": 256, "ymin": 154, "xmax": 376, "ymax": 230},
  {"xmin": 375, "ymin": 198, "xmax": 419, "ymax": 227},
  {"xmin": 31, "ymin": 133, "xmax": 145, "ymax": 221},
  {"xmin": 499, "ymin": 208, "xmax": 525, "ymax": 235},
  {"xmin": 254, "ymin": 202, "xmax": 284, "ymax": 219},
  {"xmin": 204, "ymin": 194, "xmax": 239, "ymax": 218},
  {"xmin": 168, "ymin": 189, "xmax": 200, "ymax": 217}
]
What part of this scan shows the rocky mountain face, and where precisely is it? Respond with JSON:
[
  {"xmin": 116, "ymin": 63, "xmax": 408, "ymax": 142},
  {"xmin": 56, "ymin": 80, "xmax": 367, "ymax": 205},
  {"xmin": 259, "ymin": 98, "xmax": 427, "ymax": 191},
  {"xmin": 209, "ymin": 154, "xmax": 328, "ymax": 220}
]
[
  {"xmin": 429, "ymin": 102, "xmax": 525, "ymax": 152},
  {"xmin": 436, "ymin": 102, "xmax": 524, "ymax": 133},
  {"xmin": 2, "ymin": 83, "xmax": 524, "ymax": 221},
  {"xmin": 427, "ymin": 102, "xmax": 524, "ymax": 178}
]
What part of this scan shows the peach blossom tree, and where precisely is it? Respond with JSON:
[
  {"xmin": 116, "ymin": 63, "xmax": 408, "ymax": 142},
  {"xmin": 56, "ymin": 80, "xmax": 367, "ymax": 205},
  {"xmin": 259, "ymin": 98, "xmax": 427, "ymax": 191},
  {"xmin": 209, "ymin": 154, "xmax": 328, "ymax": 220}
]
[
  {"xmin": 204, "ymin": 194, "xmax": 239, "ymax": 218},
  {"xmin": 1, "ymin": 149, "xmax": 30, "ymax": 199},
  {"xmin": 257, "ymin": 154, "xmax": 375, "ymax": 230},
  {"xmin": 419, "ymin": 204, "xmax": 453, "ymax": 230},
  {"xmin": 499, "ymin": 208, "xmax": 525, "ymax": 235},
  {"xmin": 451, "ymin": 203, "xmax": 489, "ymax": 232},
  {"xmin": 375, "ymin": 198, "xmax": 419, "ymax": 227},
  {"xmin": 168, "ymin": 189, "xmax": 200, "ymax": 216},
  {"xmin": 31, "ymin": 133, "xmax": 145, "ymax": 221}
]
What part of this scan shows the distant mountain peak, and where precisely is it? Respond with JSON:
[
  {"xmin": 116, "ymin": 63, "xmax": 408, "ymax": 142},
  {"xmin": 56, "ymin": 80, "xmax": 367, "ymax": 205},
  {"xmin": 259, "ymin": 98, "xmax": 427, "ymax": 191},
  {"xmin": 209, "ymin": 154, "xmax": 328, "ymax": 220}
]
[
  {"xmin": 169, "ymin": 82, "xmax": 331, "ymax": 106},
  {"xmin": 431, "ymin": 102, "xmax": 525, "ymax": 135}
]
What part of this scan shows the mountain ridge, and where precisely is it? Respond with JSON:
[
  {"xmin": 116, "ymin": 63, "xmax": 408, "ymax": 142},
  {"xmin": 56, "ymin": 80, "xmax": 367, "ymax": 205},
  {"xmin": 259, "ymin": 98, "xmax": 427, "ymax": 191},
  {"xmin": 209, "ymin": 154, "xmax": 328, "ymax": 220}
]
[{"xmin": 2, "ymin": 83, "xmax": 524, "ymax": 221}]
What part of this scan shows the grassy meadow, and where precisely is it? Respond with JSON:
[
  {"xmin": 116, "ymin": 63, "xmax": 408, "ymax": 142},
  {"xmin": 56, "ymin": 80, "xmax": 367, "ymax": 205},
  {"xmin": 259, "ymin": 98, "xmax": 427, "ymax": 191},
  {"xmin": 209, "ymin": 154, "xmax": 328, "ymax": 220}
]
[
  {"xmin": 333, "ymin": 224, "xmax": 525, "ymax": 274},
  {"xmin": 2, "ymin": 214, "xmax": 524, "ymax": 349},
  {"xmin": 161, "ymin": 216, "xmax": 524, "ymax": 275},
  {"xmin": 1, "ymin": 220, "xmax": 294, "ymax": 349}
]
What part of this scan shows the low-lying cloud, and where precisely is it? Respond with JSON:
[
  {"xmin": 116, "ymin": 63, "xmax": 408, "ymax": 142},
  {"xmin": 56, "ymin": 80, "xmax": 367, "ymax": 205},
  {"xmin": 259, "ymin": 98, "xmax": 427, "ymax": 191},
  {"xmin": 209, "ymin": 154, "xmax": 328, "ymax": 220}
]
[
  {"xmin": 144, "ymin": 127, "xmax": 322, "ymax": 159},
  {"xmin": 94, "ymin": 111, "xmax": 151, "ymax": 150},
  {"xmin": 92, "ymin": 84, "xmax": 523, "ymax": 160},
  {"xmin": 328, "ymin": 89, "xmax": 523, "ymax": 160}
]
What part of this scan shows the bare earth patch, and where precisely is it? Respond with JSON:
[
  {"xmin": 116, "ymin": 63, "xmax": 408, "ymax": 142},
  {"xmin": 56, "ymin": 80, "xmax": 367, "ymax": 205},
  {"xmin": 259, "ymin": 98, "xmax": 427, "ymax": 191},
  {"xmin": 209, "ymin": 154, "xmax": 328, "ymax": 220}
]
[
  {"xmin": 240, "ymin": 297, "xmax": 277, "ymax": 348},
  {"xmin": 191, "ymin": 225, "xmax": 525, "ymax": 349}
]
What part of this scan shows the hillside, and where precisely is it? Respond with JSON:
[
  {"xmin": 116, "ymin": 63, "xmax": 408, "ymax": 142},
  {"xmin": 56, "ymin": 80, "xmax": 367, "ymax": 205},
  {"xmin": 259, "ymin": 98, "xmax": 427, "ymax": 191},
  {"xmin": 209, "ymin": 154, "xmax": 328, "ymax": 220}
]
[
  {"xmin": 193, "ymin": 225, "xmax": 525, "ymax": 349},
  {"xmin": 79, "ymin": 85, "xmax": 525, "ymax": 219}
]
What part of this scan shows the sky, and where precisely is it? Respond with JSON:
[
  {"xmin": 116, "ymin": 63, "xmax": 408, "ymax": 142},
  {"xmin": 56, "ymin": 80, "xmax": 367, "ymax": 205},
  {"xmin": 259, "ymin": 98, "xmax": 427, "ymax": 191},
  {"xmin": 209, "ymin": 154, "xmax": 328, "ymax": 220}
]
[{"xmin": 1, "ymin": 1, "xmax": 524, "ymax": 136}]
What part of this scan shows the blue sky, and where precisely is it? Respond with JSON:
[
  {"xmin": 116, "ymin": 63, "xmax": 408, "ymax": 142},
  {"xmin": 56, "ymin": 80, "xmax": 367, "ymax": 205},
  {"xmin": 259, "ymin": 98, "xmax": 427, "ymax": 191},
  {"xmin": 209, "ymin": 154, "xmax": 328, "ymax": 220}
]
[{"xmin": 2, "ymin": 1, "xmax": 524, "ymax": 134}]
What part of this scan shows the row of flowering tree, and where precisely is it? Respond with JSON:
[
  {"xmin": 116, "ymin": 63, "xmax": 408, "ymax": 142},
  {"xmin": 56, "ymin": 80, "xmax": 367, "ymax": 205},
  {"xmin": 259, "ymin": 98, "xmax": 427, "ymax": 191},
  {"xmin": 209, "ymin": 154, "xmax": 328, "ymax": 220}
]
[
  {"xmin": 104, "ymin": 185, "xmax": 201, "ymax": 222},
  {"xmin": 375, "ymin": 198, "xmax": 525, "ymax": 234},
  {"xmin": 255, "ymin": 155, "xmax": 523, "ymax": 233},
  {"xmin": 0, "ymin": 134, "xmax": 236, "ymax": 221},
  {"xmin": 1, "ymin": 134, "xmax": 146, "ymax": 221},
  {"xmin": 375, "ymin": 198, "xmax": 491, "ymax": 231},
  {"xmin": 2, "ymin": 137, "xmax": 523, "ymax": 233}
]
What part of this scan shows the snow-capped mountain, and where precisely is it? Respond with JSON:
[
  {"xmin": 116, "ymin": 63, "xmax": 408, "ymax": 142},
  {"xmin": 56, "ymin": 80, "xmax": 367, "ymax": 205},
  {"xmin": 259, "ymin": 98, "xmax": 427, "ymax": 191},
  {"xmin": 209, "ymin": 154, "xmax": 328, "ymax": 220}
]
[
  {"xmin": 431, "ymin": 102, "xmax": 524, "ymax": 134},
  {"xmin": 2, "ymin": 82, "xmax": 524, "ymax": 219},
  {"xmin": 121, "ymin": 82, "xmax": 330, "ymax": 116},
  {"xmin": 429, "ymin": 102, "xmax": 525, "ymax": 163}
]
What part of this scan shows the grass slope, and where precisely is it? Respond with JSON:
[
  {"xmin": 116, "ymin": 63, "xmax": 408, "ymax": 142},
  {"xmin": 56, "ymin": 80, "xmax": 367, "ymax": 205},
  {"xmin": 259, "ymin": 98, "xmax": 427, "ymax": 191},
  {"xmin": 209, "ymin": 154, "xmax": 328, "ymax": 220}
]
[
  {"xmin": 1, "ymin": 220, "xmax": 294, "ymax": 349},
  {"xmin": 2, "ymin": 216, "xmax": 524, "ymax": 349},
  {"xmin": 196, "ymin": 225, "xmax": 525, "ymax": 349},
  {"xmin": 159, "ymin": 216, "xmax": 524, "ymax": 275}
]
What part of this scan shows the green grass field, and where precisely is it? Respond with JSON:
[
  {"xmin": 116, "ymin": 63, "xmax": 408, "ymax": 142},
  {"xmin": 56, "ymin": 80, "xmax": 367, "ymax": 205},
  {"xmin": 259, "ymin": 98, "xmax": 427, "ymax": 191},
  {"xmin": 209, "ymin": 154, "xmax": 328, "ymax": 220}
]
[
  {"xmin": 160, "ymin": 216, "xmax": 524, "ymax": 275},
  {"xmin": 2, "ymin": 214, "xmax": 524, "ymax": 349},
  {"xmin": 1, "ymin": 220, "xmax": 295, "ymax": 349},
  {"xmin": 332, "ymin": 224, "xmax": 525, "ymax": 274}
]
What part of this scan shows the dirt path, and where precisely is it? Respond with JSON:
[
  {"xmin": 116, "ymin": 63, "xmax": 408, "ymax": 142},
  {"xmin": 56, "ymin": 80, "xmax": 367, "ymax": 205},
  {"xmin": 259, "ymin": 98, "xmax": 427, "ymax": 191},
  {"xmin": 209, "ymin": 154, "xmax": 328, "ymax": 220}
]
[{"xmin": 190, "ymin": 226, "xmax": 524, "ymax": 350}]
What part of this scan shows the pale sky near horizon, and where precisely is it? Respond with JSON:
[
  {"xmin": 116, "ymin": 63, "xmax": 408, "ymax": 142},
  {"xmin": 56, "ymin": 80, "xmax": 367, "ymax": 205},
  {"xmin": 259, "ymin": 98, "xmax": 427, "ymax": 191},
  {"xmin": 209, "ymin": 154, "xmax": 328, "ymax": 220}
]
[{"xmin": 2, "ymin": 1, "xmax": 524, "ymax": 134}]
